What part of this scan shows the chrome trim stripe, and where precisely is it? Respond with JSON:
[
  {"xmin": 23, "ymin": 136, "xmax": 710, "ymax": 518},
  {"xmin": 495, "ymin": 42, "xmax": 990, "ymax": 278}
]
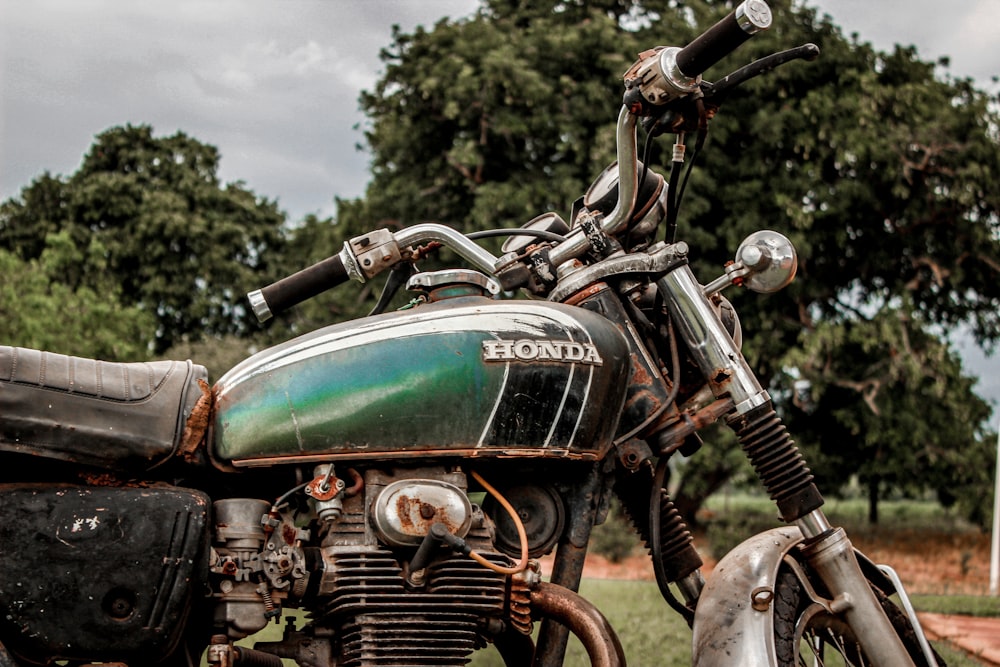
[
  {"xmin": 478, "ymin": 333, "xmax": 510, "ymax": 448},
  {"xmin": 217, "ymin": 302, "xmax": 585, "ymax": 394},
  {"xmin": 544, "ymin": 358, "xmax": 575, "ymax": 448},
  {"xmin": 566, "ymin": 365, "xmax": 595, "ymax": 449}
]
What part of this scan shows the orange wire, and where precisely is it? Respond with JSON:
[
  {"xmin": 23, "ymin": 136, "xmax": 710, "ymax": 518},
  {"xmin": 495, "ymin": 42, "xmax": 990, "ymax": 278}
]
[{"xmin": 469, "ymin": 470, "xmax": 530, "ymax": 575}]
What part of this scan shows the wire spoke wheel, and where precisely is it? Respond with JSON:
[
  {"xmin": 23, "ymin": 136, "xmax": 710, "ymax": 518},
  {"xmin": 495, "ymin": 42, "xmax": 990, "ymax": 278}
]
[
  {"xmin": 773, "ymin": 566, "xmax": 944, "ymax": 667},
  {"xmin": 794, "ymin": 605, "xmax": 868, "ymax": 666}
]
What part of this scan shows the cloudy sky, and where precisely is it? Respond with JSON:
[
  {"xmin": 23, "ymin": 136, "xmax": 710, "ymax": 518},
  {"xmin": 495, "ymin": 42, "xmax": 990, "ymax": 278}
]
[
  {"xmin": 2, "ymin": 0, "xmax": 999, "ymax": 404},
  {"xmin": 3, "ymin": 1, "xmax": 997, "ymax": 220}
]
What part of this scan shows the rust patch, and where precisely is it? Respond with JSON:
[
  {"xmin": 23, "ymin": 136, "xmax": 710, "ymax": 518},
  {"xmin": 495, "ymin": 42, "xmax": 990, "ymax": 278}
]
[
  {"xmin": 305, "ymin": 474, "xmax": 341, "ymax": 501},
  {"xmin": 711, "ymin": 369, "xmax": 731, "ymax": 385},
  {"xmin": 77, "ymin": 472, "xmax": 157, "ymax": 488},
  {"xmin": 393, "ymin": 495, "xmax": 462, "ymax": 536},
  {"xmin": 630, "ymin": 360, "xmax": 652, "ymax": 385},
  {"xmin": 179, "ymin": 379, "xmax": 212, "ymax": 462},
  {"xmin": 396, "ymin": 495, "xmax": 414, "ymax": 530},
  {"xmin": 77, "ymin": 472, "xmax": 125, "ymax": 487},
  {"xmin": 561, "ymin": 282, "xmax": 608, "ymax": 306}
]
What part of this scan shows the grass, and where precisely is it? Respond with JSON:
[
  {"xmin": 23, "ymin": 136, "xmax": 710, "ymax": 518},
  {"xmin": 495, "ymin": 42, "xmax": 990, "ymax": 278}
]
[
  {"xmin": 914, "ymin": 594, "xmax": 1000, "ymax": 618},
  {"xmin": 705, "ymin": 491, "xmax": 983, "ymax": 532},
  {"xmin": 469, "ymin": 579, "xmax": 691, "ymax": 667}
]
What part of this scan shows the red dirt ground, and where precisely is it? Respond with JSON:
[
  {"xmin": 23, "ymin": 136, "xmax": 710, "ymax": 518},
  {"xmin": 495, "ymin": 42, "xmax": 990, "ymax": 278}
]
[{"xmin": 544, "ymin": 529, "xmax": 993, "ymax": 596}]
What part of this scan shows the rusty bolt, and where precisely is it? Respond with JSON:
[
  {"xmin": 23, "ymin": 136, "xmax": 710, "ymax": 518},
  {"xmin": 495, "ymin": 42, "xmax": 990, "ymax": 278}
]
[{"xmin": 751, "ymin": 586, "xmax": 774, "ymax": 611}]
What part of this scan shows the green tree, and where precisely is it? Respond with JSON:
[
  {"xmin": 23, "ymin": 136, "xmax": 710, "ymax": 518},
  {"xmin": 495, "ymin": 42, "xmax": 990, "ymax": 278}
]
[
  {"xmin": 342, "ymin": 1, "xmax": 639, "ymax": 234},
  {"xmin": 0, "ymin": 124, "xmax": 287, "ymax": 354},
  {"xmin": 332, "ymin": 0, "xmax": 1000, "ymax": 525},
  {"xmin": 781, "ymin": 305, "xmax": 993, "ymax": 524},
  {"xmin": 0, "ymin": 232, "xmax": 154, "ymax": 360}
]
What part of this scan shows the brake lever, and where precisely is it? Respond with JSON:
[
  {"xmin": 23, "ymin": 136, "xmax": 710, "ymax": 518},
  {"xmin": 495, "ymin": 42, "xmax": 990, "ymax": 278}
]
[{"xmin": 702, "ymin": 42, "xmax": 820, "ymax": 103}]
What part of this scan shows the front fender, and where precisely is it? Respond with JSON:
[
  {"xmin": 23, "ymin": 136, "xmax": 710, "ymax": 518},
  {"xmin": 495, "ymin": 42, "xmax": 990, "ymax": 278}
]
[{"xmin": 691, "ymin": 526, "xmax": 804, "ymax": 666}]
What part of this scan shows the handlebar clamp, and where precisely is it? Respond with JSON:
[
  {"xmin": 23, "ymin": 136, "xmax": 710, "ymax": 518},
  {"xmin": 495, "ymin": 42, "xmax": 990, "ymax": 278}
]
[
  {"xmin": 344, "ymin": 229, "xmax": 404, "ymax": 282},
  {"xmin": 625, "ymin": 46, "xmax": 702, "ymax": 110}
]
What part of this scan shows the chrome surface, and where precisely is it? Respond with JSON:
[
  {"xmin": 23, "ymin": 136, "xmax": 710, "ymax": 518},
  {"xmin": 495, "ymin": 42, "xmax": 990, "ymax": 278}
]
[
  {"xmin": 877, "ymin": 564, "xmax": 939, "ymax": 667},
  {"xmin": 548, "ymin": 107, "xmax": 639, "ymax": 268},
  {"xmin": 393, "ymin": 223, "xmax": 500, "ymax": 275},
  {"xmin": 736, "ymin": 230, "xmax": 797, "ymax": 293},
  {"xmin": 407, "ymin": 269, "xmax": 501, "ymax": 295},
  {"xmin": 692, "ymin": 526, "xmax": 803, "ymax": 666},
  {"xmin": 795, "ymin": 508, "xmax": 832, "ymax": 540},
  {"xmin": 660, "ymin": 46, "xmax": 702, "ymax": 98},
  {"xmin": 339, "ymin": 242, "xmax": 365, "ymax": 283},
  {"xmin": 735, "ymin": 0, "xmax": 773, "ymax": 34},
  {"xmin": 630, "ymin": 46, "xmax": 701, "ymax": 106},
  {"xmin": 247, "ymin": 289, "xmax": 272, "ymax": 323},
  {"xmin": 801, "ymin": 528, "xmax": 917, "ymax": 667},
  {"xmin": 677, "ymin": 570, "xmax": 706, "ymax": 605},
  {"xmin": 656, "ymin": 265, "xmax": 770, "ymax": 413},
  {"xmin": 372, "ymin": 478, "xmax": 473, "ymax": 547}
]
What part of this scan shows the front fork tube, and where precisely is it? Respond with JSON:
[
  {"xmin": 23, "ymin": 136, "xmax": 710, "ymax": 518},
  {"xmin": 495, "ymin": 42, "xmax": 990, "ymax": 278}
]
[
  {"xmin": 656, "ymin": 266, "xmax": 916, "ymax": 666},
  {"xmin": 655, "ymin": 266, "xmax": 770, "ymax": 415},
  {"xmin": 796, "ymin": 516, "xmax": 917, "ymax": 667}
]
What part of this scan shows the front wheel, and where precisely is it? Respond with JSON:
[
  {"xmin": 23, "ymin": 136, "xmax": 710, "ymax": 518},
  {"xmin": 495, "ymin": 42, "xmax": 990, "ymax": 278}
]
[
  {"xmin": 692, "ymin": 527, "xmax": 943, "ymax": 667},
  {"xmin": 771, "ymin": 562, "xmax": 943, "ymax": 667}
]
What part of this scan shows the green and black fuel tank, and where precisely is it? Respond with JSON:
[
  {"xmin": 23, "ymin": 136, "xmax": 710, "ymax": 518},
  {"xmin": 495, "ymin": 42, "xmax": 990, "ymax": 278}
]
[{"xmin": 212, "ymin": 296, "xmax": 632, "ymax": 466}]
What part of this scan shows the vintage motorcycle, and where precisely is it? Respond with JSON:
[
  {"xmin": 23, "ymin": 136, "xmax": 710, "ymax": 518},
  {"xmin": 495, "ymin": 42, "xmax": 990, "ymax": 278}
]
[{"xmin": 0, "ymin": 2, "xmax": 944, "ymax": 665}]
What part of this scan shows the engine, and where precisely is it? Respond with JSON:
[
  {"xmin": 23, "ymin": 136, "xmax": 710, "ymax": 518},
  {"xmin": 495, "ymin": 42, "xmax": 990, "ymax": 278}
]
[{"xmin": 207, "ymin": 466, "xmax": 531, "ymax": 667}]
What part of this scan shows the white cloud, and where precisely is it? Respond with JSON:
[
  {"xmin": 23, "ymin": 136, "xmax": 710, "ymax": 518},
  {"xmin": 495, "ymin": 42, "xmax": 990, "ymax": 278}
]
[
  {"xmin": 811, "ymin": 0, "xmax": 999, "ymax": 86},
  {"xmin": 0, "ymin": 0, "xmax": 479, "ymax": 211}
]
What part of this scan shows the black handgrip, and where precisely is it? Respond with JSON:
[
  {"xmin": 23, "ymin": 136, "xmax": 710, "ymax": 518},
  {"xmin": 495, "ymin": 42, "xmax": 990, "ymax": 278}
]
[
  {"xmin": 675, "ymin": 0, "xmax": 772, "ymax": 78},
  {"xmin": 248, "ymin": 253, "xmax": 349, "ymax": 322}
]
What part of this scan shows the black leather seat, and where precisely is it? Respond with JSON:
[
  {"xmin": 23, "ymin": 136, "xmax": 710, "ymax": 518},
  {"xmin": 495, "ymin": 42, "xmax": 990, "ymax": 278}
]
[{"xmin": 0, "ymin": 346, "xmax": 209, "ymax": 471}]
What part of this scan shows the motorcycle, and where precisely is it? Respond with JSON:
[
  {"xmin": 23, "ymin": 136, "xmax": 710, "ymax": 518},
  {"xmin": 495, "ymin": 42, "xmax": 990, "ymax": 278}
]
[{"xmin": 0, "ymin": 2, "xmax": 944, "ymax": 665}]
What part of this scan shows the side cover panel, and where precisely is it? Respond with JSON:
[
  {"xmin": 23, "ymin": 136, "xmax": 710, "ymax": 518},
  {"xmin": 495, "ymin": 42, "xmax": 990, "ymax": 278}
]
[{"xmin": 0, "ymin": 485, "xmax": 210, "ymax": 664}]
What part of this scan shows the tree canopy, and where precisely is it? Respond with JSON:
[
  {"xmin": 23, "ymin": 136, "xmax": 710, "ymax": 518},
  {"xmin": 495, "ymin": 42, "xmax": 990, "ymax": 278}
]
[
  {"xmin": 0, "ymin": 231, "xmax": 153, "ymax": 360},
  {"xmin": 0, "ymin": 124, "xmax": 287, "ymax": 355}
]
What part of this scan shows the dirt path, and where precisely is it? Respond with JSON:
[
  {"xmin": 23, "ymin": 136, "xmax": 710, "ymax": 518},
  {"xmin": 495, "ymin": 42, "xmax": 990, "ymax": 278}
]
[{"xmin": 920, "ymin": 613, "xmax": 1000, "ymax": 666}]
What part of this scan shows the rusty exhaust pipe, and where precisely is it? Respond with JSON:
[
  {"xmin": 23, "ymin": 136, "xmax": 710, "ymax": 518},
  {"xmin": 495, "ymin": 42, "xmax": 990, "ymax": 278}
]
[{"xmin": 530, "ymin": 582, "xmax": 627, "ymax": 667}]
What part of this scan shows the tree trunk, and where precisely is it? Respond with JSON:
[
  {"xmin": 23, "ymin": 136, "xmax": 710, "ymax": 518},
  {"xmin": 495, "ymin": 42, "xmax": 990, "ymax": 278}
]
[
  {"xmin": 673, "ymin": 464, "xmax": 736, "ymax": 528},
  {"xmin": 867, "ymin": 475, "xmax": 880, "ymax": 525}
]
